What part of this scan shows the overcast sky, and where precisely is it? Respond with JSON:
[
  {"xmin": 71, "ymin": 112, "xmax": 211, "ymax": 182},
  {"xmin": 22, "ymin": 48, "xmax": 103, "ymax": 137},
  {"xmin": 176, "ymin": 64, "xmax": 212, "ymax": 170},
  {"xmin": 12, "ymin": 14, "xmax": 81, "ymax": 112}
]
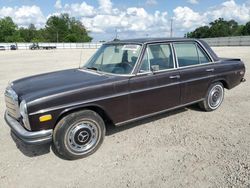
[{"xmin": 1, "ymin": 0, "xmax": 250, "ymax": 41}]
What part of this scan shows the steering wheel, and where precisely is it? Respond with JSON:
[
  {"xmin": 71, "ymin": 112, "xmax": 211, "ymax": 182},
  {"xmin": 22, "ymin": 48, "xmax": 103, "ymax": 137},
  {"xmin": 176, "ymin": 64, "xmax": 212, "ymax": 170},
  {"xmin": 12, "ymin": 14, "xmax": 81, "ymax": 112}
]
[{"xmin": 122, "ymin": 61, "xmax": 133, "ymax": 71}]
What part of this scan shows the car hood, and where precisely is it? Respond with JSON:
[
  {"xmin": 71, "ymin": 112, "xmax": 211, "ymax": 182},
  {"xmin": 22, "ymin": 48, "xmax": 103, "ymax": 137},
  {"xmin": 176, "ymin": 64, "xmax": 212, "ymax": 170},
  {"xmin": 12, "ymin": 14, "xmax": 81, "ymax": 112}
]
[{"xmin": 12, "ymin": 69, "xmax": 112, "ymax": 102}]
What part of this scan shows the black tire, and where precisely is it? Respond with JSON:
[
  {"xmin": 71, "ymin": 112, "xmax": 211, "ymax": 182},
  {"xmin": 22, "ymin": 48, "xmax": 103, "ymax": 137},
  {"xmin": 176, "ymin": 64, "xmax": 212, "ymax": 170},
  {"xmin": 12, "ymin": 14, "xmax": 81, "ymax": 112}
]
[
  {"xmin": 199, "ymin": 82, "xmax": 224, "ymax": 112},
  {"xmin": 53, "ymin": 110, "xmax": 106, "ymax": 160}
]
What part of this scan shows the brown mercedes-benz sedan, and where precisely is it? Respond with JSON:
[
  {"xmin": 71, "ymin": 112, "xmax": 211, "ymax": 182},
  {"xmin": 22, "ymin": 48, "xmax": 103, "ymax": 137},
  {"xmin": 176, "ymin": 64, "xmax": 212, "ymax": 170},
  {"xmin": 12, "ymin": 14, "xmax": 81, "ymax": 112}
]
[{"xmin": 4, "ymin": 38, "xmax": 246, "ymax": 159}]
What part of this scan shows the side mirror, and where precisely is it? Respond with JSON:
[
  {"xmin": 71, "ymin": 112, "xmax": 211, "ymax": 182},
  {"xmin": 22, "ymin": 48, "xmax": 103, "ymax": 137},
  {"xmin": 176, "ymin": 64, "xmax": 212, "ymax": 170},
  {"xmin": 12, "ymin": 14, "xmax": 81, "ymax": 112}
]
[{"xmin": 151, "ymin": 65, "xmax": 159, "ymax": 72}]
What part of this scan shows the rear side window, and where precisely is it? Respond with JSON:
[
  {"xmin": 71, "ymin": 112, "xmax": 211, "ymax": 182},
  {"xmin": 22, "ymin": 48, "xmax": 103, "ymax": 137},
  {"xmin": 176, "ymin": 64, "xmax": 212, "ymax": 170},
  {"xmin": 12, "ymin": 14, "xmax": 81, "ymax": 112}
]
[
  {"xmin": 174, "ymin": 43, "xmax": 212, "ymax": 67},
  {"xmin": 174, "ymin": 43, "xmax": 199, "ymax": 67}
]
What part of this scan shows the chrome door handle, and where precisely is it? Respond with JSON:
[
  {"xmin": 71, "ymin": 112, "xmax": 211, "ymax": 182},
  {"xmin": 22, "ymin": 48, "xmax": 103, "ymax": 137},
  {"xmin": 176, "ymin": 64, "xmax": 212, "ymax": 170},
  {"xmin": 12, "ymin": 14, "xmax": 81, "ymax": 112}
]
[
  {"xmin": 206, "ymin": 68, "xmax": 214, "ymax": 72},
  {"xmin": 169, "ymin": 75, "xmax": 180, "ymax": 79}
]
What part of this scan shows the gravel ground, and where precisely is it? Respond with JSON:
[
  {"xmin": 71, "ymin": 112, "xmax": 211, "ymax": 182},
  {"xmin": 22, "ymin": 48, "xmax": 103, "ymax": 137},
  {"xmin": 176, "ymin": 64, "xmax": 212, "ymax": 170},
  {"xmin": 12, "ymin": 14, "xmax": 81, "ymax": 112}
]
[{"xmin": 0, "ymin": 47, "xmax": 249, "ymax": 188}]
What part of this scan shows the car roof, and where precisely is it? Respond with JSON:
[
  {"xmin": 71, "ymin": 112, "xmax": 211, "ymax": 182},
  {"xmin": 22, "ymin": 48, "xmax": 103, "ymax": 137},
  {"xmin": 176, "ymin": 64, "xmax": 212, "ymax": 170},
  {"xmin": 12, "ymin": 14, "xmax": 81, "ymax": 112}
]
[
  {"xmin": 105, "ymin": 37, "xmax": 219, "ymax": 62},
  {"xmin": 106, "ymin": 38, "xmax": 200, "ymax": 44}
]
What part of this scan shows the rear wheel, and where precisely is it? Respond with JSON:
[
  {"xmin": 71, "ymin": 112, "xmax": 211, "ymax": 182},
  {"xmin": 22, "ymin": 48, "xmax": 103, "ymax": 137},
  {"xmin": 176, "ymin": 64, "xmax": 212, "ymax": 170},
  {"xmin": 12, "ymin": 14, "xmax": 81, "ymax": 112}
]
[
  {"xmin": 199, "ymin": 82, "xmax": 224, "ymax": 111},
  {"xmin": 53, "ymin": 110, "xmax": 105, "ymax": 160}
]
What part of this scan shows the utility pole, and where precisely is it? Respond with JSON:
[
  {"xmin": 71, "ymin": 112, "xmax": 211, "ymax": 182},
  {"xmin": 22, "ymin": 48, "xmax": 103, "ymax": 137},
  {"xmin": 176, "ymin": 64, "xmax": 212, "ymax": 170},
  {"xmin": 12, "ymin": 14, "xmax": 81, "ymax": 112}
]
[
  {"xmin": 56, "ymin": 31, "xmax": 59, "ymax": 43},
  {"xmin": 170, "ymin": 18, "xmax": 173, "ymax": 38},
  {"xmin": 115, "ymin": 27, "xmax": 118, "ymax": 40}
]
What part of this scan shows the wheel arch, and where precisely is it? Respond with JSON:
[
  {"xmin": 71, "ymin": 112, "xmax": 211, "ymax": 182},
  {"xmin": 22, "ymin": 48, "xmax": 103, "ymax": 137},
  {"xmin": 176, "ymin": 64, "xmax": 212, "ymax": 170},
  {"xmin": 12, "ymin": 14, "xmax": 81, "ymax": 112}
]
[
  {"xmin": 55, "ymin": 104, "xmax": 114, "ymax": 128},
  {"xmin": 211, "ymin": 78, "xmax": 229, "ymax": 89}
]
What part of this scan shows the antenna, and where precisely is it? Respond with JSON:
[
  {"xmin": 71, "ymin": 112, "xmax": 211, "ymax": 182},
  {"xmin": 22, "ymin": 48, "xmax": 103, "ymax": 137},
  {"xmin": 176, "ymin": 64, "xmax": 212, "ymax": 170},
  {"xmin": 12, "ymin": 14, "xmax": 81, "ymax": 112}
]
[
  {"xmin": 79, "ymin": 48, "xmax": 83, "ymax": 69},
  {"xmin": 115, "ymin": 27, "xmax": 118, "ymax": 40},
  {"xmin": 170, "ymin": 18, "xmax": 173, "ymax": 38}
]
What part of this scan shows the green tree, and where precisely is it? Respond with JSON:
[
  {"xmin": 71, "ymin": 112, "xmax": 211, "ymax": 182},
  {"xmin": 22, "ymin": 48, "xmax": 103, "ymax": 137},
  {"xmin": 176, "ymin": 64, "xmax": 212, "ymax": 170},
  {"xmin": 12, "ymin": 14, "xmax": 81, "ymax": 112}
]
[
  {"xmin": 65, "ymin": 18, "xmax": 92, "ymax": 42},
  {"xmin": 242, "ymin": 21, "xmax": 250, "ymax": 35},
  {"xmin": 186, "ymin": 18, "xmax": 248, "ymax": 38},
  {"xmin": 0, "ymin": 17, "xmax": 21, "ymax": 42},
  {"xmin": 19, "ymin": 24, "xmax": 37, "ymax": 42},
  {"xmin": 5, "ymin": 32, "xmax": 24, "ymax": 42},
  {"xmin": 31, "ymin": 29, "xmax": 47, "ymax": 42},
  {"xmin": 186, "ymin": 26, "xmax": 210, "ymax": 38},
  {"xmin": 45, "ymin": 13, "xmax": 92, "ymax": 42},
  {"xmin": 19, "ymin": 24, "xmax": 47, "ymax": 42},
  {"xmin": 45, "ymin": 14, "xmax": 69, "ymax": 42},
  {"xmin": 209, "ymin": 18, "xmax": 231, "ymax": 37}
]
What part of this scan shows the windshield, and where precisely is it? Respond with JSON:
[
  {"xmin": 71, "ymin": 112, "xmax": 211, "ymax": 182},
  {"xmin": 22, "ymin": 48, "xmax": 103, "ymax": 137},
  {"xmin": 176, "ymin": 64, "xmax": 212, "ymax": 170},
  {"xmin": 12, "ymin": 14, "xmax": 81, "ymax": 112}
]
[{"xmin": 83, "ymin": 43, "xmax": 142, "ymax": 75}]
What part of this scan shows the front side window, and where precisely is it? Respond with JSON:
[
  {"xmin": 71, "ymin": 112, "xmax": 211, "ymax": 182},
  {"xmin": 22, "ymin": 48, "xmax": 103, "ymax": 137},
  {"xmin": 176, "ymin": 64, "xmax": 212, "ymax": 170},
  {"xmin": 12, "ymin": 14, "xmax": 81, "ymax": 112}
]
[
  {"xmin": 83, "ymin": 44, "xmax": 142, "ymax": 75},
  {"xmin": 139, "ymin": 44, "xmax": 174, "ymax": 73}
]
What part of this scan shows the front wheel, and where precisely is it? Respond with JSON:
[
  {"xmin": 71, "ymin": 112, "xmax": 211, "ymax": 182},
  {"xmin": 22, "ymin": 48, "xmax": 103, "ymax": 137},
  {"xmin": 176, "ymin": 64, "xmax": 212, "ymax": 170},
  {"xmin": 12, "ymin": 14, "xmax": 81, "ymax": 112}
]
[
  {"xmin": 199, "ymin": 82, "xmax": 224, "ymax": 111},
  {"xmin": 53, "ymin": 110, "xmax": 105, "ymax": 160}
]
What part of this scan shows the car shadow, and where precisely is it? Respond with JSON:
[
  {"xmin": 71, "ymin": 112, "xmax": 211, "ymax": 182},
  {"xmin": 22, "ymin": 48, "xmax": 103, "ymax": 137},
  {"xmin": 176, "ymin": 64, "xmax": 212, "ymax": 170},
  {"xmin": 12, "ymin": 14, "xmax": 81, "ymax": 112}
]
[
  {"xmin": 10, "ymin": 132, "xmax": 51, "ymax": 157},
  {"xmin": 186, "ymin": 103, "xmax": 204, "ymax": 111},
  {"xmin": 106, "ymin": 107, "xmax": 190, "ymax": 136},
  {"xmin": 10, "ymin": 104, "xmax": 203, "ymax": 158}
]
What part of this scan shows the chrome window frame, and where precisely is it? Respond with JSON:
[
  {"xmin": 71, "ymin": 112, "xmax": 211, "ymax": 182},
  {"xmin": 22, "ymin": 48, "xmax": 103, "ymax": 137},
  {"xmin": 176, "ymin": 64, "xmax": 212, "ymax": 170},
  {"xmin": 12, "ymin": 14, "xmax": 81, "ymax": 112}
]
[
  {"xmin": 195, "ymin": 43, "xmax": 212, "ymax": 64},
  {"xmin": 83, "ymin": 42, "xmax": 143, "ymax": 77},
  {"xmin": 89, "ymin": 40, "xmax": 217, "ymax": 77},
  {"xmin": 136, "ymin": 42, "xmax": 177, "ymax": 76},
  {"xmin": 172, "ymin": 41, "xmax": 214, "ymax": 70}
]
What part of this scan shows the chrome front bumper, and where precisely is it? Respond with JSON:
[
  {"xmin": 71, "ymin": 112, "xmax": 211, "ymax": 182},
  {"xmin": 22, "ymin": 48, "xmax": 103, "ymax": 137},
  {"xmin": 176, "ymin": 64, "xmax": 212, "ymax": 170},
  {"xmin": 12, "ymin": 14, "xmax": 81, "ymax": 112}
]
[{"xmin": 4, "ymin": 112, "xmax": 53, "ymax": 145}]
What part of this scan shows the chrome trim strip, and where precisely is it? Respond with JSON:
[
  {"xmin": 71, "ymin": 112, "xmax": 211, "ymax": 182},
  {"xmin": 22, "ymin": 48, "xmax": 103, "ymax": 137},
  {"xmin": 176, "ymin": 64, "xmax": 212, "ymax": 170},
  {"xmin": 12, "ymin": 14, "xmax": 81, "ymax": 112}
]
[
  {"xmin": 97, "ymin": 71, "xmax": 136, "ymax": 77},
  {"xmin": 130, "ymin": 82, "xmax": 179, "ymax": 94},
  {"xmin": 180, "ymin": 75, "xmax": 214, "ymax": 83},
  {"xmin": 176, "ymin": 61, "xmax": 214, "ymax": 70},
  {"xmin": 115, "ymin": 99, "xmax": 204, "ymax": 126},
  {"xmin": 106, "ymin": 41, "xmax": 144, "ymax": 45},
  {"xmin": 170, "ymin": 43, "xmax": 178, "ymax": 69},
  {"xmin": 4, "ymin": 112, "xmax": 53, "ymax": 145},
  {"xmin": 29, "ymin": 92, "xmax": 130, "ymax": 115},
  {"xmin": 29, "ymin": 81, "xmax": 180, "ymax": 116},
  {"xmin": 78, "ymin": 68, "xmax": 103, "ymax": 76},
  {"xmin": 80, "ymin": 68, "xmax": 136, "ymax": 77}
]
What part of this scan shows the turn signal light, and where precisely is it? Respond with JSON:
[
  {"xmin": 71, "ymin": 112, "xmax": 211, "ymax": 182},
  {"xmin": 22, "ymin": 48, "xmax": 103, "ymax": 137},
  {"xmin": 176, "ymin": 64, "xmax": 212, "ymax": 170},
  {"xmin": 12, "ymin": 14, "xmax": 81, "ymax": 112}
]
[{"xmin": 39, "ymin": 114, "xmax": 52, "ymax": 122}]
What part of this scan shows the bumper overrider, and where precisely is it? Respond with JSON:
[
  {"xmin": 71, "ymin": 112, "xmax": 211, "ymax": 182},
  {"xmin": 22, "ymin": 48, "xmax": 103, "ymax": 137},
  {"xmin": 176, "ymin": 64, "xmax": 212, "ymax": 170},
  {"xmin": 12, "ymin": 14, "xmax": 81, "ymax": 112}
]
[{"xmin": 4, "ymin": 112, "xmax": 53, "ymax": 145}]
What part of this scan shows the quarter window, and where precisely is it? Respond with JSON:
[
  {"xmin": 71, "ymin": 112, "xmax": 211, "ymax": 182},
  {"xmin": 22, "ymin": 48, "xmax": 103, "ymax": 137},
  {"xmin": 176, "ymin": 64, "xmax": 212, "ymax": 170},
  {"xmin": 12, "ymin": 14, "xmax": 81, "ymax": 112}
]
[
  {"xmin": 139, "ymin": 44, "xmax": 174, "ymax": 73},
  {"xmin": 197, "ymin": 46, "xmax": 211, "ymax": 64}
]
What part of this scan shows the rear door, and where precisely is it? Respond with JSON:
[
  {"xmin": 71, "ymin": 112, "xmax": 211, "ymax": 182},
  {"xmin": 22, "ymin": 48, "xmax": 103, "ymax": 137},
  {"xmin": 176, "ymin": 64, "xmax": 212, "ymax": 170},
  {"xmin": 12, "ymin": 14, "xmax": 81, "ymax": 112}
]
[
  {"xmin": 128, "ymin": 43, "xmax": 181, "ymax": 119},
  {"xmin": 173, "ymin": 42, "xmax": 214, "ymax": 104}
]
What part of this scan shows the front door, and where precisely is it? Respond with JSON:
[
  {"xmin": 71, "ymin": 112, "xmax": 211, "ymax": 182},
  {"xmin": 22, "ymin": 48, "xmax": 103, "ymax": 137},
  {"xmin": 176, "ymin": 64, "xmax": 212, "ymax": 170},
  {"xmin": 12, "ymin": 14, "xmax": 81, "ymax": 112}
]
[{"xmin": 128, "ymin": 43, "xmax": 181, "ymax": 120}]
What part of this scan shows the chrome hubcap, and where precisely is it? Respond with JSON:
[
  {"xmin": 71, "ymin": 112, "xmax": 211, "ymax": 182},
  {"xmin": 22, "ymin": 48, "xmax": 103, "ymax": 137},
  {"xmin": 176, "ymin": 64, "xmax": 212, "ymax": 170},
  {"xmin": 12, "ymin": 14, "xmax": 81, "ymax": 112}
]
[
  {"xmin": 66, "ymin": 120, "xmax": 99, "ymax": 154},
  {"xmin": 208, "ymin": 85, "xmax": 223, "ymax": 109}
]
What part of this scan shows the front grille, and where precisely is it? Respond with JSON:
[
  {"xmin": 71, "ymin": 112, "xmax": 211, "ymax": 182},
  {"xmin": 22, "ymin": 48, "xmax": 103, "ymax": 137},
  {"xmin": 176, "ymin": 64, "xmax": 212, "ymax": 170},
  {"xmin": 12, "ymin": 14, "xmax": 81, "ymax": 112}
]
[{"xmin": 5, "ymin": 87, "xmax": 20, "ymax": 119}]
